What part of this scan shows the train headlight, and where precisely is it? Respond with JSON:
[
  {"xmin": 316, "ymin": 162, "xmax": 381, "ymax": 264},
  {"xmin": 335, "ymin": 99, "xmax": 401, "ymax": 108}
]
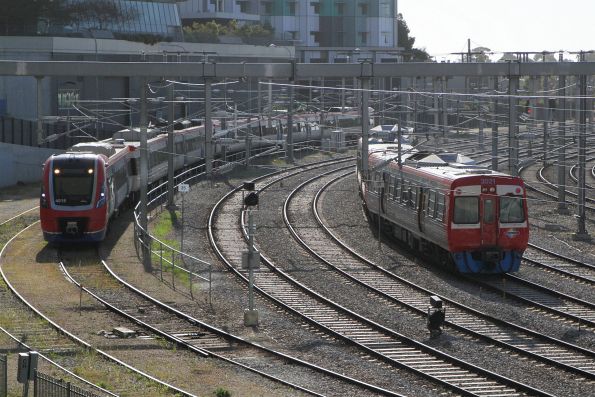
[
  {"xmin": 96, "ymin": 185, "xmax": 107, "ymax": 208},
  {"xmin": 40, "ymin": 192, "xmax": 49, "ymax": 208},
  {"xmin": 88, "ymin": 168, "xmax": 94, "ymax": 174},
  {"xmin": 53, "ymin": 169, "xmax": 60, "ymax": 175}
]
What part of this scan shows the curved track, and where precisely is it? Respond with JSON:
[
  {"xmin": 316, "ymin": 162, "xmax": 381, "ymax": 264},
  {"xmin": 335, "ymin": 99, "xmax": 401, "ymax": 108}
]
[
  {"xmin": 282, "ymin": 169, "xmax": 595, "ymax": 380},
  {"xmin": 208, "ymin": 159, "xmax": 553, "ymax": 397},
  {"xmin": 60, "ymin": 249, "xmax": 398, "ymax": 397}
]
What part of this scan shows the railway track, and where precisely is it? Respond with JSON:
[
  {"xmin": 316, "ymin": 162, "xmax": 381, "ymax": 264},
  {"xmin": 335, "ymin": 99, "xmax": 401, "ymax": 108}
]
[
  {"xmin": 0, "ymin": 221, "xmax": 191, "ymax": 397},
  {"xmin": 59, "ymin": 248, "xmax": 399, "ymax": 397},
  {"xmin": 209, "ymin": 158, "xmax": 554, "ymax": 397},
  {"xmin": 522, "ymin": 243, "xmax": 595, "ymax": 285},
  {"xmin": 283, "ymin": 168, "xmax": 595, "ymax": 380}
]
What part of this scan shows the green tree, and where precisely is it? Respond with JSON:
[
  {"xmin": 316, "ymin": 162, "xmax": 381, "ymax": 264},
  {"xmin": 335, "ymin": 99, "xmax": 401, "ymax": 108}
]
[
  {"xmin": 183, "ymin": 20, "xmax": 273, "ymax": 44},
  {"xmin": 472, "ymin": 47, "xmax": 492, "ymax": 63},
  {"xmin": 397, "ymin": 13, "xmax": 430, "ymax": 62}
]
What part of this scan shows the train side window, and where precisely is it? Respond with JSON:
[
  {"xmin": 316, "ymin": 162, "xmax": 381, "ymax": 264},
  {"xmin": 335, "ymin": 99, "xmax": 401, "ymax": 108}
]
[
  {"xmin": 500, "ymin": 195, "xmax": 525, "ymax": 223},
  {"xmin": 428, "ymin": 190, "xmax": 436, "ymax": 218},
  {"xmin": 436, "ymin": 192, "xmax": 445, "ymax": 221},
  {"xmin": 401, "ymin": 181, "xmax": 408, "ymax": 203},
  {"xmin": 396, "ymin": 178, "xmax": 402, "ymax": 202},
  {"xmin": 454, "ymin": 196, "xmax": 479, "ymax": 224},
  {"xmin": 409, "ymin": 187, "xmax": 417, "ymax": 208}
]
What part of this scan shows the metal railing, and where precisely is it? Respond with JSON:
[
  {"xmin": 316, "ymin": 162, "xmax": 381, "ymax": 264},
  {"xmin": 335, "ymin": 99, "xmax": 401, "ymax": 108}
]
[
  {"xmin": 34, "ymin": 372, "xmax": 102, "ymax": 397},
  {"xmin": 131, "ymin": 142, "xmax": 318, "ymax": 302}
]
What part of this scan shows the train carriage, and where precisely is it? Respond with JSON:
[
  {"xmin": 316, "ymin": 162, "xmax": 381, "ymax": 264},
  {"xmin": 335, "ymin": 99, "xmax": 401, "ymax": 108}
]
[
  {"xmin": 40, "ymin": 141, "xmax": 135, "ymax": 243},
  {"xmin": 358, "ymin": 139, "xmax": 529, "ymax": 273}
]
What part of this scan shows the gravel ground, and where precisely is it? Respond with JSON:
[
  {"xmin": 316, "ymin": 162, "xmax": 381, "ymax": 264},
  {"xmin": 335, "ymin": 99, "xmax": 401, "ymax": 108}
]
[
  {"xmin": 1, "ymin": 142, "xmax": 593, "ymax": 396},
  {"xmin": 318, "ymin": 171, "xmax": 595, "ymax": 396}
]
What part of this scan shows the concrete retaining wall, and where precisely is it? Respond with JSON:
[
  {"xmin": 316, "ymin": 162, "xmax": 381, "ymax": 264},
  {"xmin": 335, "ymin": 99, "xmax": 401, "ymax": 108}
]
[{"xmin": 0, "ymin": 143, "xmax": 63, "ymax": 188}]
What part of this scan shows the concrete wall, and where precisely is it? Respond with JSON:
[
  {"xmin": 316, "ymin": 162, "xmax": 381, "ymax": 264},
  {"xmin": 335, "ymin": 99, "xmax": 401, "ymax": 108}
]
[{"xmin": 0, "ymin": 143, "xmax": 63, "ymax": 188}]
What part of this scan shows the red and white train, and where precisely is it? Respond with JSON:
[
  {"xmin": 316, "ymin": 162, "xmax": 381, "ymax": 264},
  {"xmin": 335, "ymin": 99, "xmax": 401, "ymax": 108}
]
[
  {"xmin": 357, "ymin": 140, "xmax": 529, "ymax": 273},
  {"xmin": 40, "ymin": 115, "xmax": 330, "ymax": 244},
  {"xmin": 39, "ymin": 123, "xmax": 211, "ymax": 243}
]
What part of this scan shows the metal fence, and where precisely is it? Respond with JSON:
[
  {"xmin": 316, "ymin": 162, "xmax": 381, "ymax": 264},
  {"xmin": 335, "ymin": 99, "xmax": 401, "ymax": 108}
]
[
  {"xmin": 34, "ymin": 372, "xmax": 102, "ymax": 397},
  {"xmin": 0, "ymin": 354, "xmax": 6, "ymax": 397}
]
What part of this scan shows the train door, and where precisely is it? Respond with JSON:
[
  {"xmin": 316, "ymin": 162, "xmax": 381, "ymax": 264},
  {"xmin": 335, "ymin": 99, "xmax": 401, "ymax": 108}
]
[{"xmin": 481, "ymin": 196, "xmax": 497, "ymax": 246}]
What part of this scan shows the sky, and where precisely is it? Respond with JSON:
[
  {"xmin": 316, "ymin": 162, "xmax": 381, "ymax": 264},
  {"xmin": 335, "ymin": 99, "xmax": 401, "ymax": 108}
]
[{"xmin": 398, "ymin": 0, "xmax": 595, "ymax": 60}]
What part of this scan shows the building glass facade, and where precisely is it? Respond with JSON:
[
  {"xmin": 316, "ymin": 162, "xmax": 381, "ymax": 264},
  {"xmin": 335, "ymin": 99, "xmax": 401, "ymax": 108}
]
[{"xmin": 69, "ymin": 0, "xmax": 182, "ymax": 39}]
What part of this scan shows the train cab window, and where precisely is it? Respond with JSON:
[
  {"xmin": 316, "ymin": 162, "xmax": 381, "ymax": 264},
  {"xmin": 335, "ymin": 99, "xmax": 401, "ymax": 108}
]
[
  {"xmin": 52, "ymin": 160, "xmax": 95, "ymax": 206},
  {"xmin": 454, "ymin": 197, "xmax": 479, "ymax": 224},
  {"xmin": 500, "ymin": 195, "xmax": 525, "ymax": 223},
  {"xmin": 483, "ymin": 199, "xmax": 495, "ymax": 224}
]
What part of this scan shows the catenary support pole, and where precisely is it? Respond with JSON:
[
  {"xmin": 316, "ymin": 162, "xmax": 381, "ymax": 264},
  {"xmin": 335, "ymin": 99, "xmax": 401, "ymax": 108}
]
[
  {"xmin": 557, "ymin": 75, "xmax": 569, "ymax": 214},
  {"xmin": 36, "ymin": 76, "xmax": 44, "ymax": 146},
  {"xmin": 508, "ymin": 73, "xmax": 519, "ymax": 176},
  {"xmin": 492, "ymin": 77, "xmax": 499, "ymax": 171},
  {"xmin": 167, "ymin": 81, "xmax": 175, "ymax": 208},
  {"xmin": 139, "ymin": 77, "xmax": 151, "ymax": 271},
  {"xmin": 204, "ymin": 78, "xmax": 213, "ymax": 180},
  {"xmin": 361, "ymin": 77, "xmax": 371, "ymax": 180},
  {"xmin": 286, "ymin": 63, "xmax": 295, "ymax": 164},
  {"xmin": 543, "ymin": 75, "xmax": 549, "ymax": 166},
  {"xmin": 574, "ymin": 62, "xmax": 590, "ymax": 240}
]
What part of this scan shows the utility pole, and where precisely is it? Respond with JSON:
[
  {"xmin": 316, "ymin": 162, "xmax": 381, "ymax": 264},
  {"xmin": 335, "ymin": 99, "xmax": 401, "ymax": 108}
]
[{"xmin": 574, "ymin": 51, "xmax": 590, "ymax": 240}]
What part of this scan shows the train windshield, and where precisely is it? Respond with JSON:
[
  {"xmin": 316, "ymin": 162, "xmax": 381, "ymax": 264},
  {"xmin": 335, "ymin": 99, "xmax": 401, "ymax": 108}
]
[
  {"xmin": 52, "ymin": 159, "xmax": 95, "ymax": 206},
  {"xmin": 499, "ymin": 195, "xmax": 525, "ymax": 223},
  {"xmin": 453, "ymin": 197, "xmax": 479, "ymax": 224}
]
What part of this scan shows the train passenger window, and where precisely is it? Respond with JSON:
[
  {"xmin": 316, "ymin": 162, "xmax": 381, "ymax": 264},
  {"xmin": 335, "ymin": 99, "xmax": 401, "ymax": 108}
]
[
  {"xmin": 428, "ymin": 190, "xmax": 436, "ymax": 218},
  {"xmin": 454, "ymin": 197, "xmax": 479, "ymax": 224},
  {"xmin": 401, "ymin": 181, "xmax": 408, "ymax": 203},
  {"xmin": 500, "ymin": 195, "xmax": 525, "ymax": 223},
  {"xmin": 409, "ymin": 187, "xmax": 416, "ymax": 208},
  {"xmin": 396, "ymin": 179, "xmax": 402, "ymax": 201},
  {"xmin": 483, "ymin": 199, "xmax": 495, "ymax": 224},
  {"xmin": 436, "ymin": 193, "xmax": 445, "ymax": 221}
]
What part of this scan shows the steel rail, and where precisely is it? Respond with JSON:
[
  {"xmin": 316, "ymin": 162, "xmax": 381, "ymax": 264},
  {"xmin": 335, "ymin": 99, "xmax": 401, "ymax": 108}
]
[
  {"xmin": 209, "ymin": 161, "xmax": 554, "ymax": 397},
  {"xmin": 285, "ymin": 168, "xmax": 595, "ymax": 379},
  {"xmin": 0, "ymin": 222, "xmax": 194, "ymax": 397}
]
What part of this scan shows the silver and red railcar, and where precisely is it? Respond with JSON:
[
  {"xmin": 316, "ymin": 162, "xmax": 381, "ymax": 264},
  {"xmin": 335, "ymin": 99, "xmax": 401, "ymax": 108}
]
[
  {"xmin": 357, "ymin": 140, "xmax": 529, "ymax": 273},
  {"xmin": 40, "ymin": 141, "xmax": 136, "ymax": 243}
]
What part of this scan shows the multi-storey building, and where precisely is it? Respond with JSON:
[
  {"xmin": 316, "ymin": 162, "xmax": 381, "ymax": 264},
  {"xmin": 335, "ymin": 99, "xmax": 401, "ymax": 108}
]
[{"xmin": 178, "ymin": 0, "xmax": 400, "ymax": 63}]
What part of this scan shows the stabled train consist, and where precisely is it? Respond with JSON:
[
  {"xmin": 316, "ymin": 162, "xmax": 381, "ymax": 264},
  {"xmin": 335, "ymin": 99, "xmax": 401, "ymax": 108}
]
[
  {"xmin": 40, "ymin": 116, "xmax": 330, "ymax": 243},
  {"xmin": 357, "ymin": 140, "xmax": 529, "ymax": 273}
]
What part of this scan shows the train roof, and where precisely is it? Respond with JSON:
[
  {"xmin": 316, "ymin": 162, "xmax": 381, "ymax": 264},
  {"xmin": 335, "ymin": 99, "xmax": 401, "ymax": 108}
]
[{"xmin": 368, "ymin": 145, "xmax": 511, "ymax": 181}]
